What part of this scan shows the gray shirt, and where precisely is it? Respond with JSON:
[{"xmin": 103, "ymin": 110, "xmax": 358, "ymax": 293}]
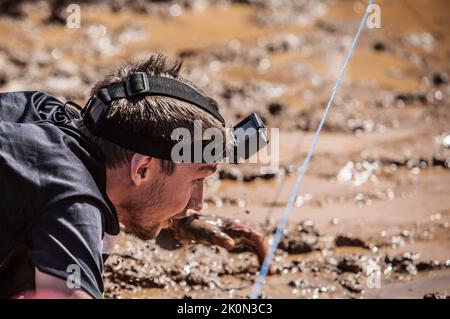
[{"xmin": 0, "ymin": 91, "xmax": 120, "ymax": 298}]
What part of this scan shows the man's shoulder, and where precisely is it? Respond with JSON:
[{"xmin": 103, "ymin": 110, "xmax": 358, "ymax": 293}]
[
  {"xmin": 0, "ymin": 120, "xmax": 119, "ymax": 235},
  {"xmin": 0, "ymin": 90, "xmax": 61, "ymax": 105},
  {"xmin": 0, "ymin": 121, "xmax": 93, "ymax": 200},
  {"xmin": 0, "ymin": 90, "xmax": 80, "ymax": 124}
]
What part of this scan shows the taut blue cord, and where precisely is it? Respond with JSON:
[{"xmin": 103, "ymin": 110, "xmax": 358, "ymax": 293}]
[{"xmin": 250, "ymin": 0, "xmax": 375, "ymax": 299}]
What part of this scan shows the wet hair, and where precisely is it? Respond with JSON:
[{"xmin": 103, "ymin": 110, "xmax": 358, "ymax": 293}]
[{"xmin": 75, "ymin": 54, "xmax": 224, "ymax": 174}]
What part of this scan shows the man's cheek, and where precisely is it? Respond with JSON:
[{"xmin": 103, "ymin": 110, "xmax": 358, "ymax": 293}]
[
  {"xmin": 167, "ymin": 192, "xmax": 191, "ymax": 215},
  {"xmin": 164, "ymin": 181, "xmax": 192, "ymax": 211}
]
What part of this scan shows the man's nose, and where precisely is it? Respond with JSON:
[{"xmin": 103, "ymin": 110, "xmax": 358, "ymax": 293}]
[{"xmin": 188, "ymin": 182, "xmax": 205, "ymax": 211}]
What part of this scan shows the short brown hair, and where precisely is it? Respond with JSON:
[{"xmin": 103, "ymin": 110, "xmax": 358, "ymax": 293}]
[{"xmin": 76, "ymin": 54, "xmax": 224, "ymax": 174}]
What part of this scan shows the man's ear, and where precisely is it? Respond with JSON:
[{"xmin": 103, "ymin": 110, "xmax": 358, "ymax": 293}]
[{"xmin": 129, "ymin": 153, "xmax": 155, "ymax": 186}]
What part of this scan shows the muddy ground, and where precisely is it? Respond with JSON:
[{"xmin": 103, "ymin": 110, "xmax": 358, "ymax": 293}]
[{"xmin": 1, "ymin": 0, "xmax": 449, "ymax": 298}]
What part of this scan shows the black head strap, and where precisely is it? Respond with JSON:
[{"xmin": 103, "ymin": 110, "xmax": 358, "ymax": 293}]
[
  {"xmin": 96, "ymin": 72, "xmax": 225, "ymax": 124},
  {"xmin": 82, "ymin": 73, "xmax": 226, "ymax": 162}
]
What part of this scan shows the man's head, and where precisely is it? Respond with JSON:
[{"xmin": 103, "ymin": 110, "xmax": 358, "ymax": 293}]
[{"xmin": 76, "ymin": 54, "xmax": 224, "ymax": 240}]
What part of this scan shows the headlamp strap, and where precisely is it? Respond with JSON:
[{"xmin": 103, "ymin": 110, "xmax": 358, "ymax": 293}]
[{"xmin": 96, "ymin": 72, "xmax": 225, "ymax": 125}]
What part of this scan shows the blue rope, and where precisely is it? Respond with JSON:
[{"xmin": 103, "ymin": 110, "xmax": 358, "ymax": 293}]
[{"xmin": 250, "ymin": 0, "xmax": 375, "ymax": 299}]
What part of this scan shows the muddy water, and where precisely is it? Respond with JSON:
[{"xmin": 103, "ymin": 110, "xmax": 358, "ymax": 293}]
[{"xmin": 1, "ymin": 0, "xmax": 449, "ymax": 298}]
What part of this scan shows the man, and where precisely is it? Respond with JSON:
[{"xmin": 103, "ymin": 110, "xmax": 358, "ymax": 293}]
[{"xmin": 0, "ymin": 54, "xmax": 270, "ymax": 299}]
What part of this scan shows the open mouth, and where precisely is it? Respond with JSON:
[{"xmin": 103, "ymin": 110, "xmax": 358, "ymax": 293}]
[
  {"xmin": 173, "ymin": 209, "xmax": 198, "ymax": 220},
  {"xmin": 164, "ymin": 218, "xmax": 174, "ymax": 228}
]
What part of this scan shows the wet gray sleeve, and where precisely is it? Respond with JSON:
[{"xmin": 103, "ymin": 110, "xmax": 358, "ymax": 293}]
[{"xmin": 27, "ymin": 200, "xmax": 105, "ymax": 299}]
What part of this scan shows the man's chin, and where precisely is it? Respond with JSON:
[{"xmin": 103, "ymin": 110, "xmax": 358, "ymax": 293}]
[
  {"xmin": 125, "ymin": 223, "xmax": 164, "ymax": 241},
  {"xmin": 128, "ymin": 219, "xmax": 176, "ymax": 241}
]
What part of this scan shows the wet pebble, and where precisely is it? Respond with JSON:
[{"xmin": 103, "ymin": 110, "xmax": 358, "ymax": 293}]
[
  {"xmin": 288, "ymin": 278, "xmax": 309, "ymax": 289},
  {"xmin": 340, "ymin": 275, "xmax": 363, "ymax": 293},
  {"xmin": 330, "ymin": 217, "xmax": 339, "ymax": 225}
]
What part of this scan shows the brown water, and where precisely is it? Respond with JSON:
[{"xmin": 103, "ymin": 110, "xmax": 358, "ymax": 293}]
[{"xmin": 1, "ymin": 0, "xmax": 449, "ymax": 298}]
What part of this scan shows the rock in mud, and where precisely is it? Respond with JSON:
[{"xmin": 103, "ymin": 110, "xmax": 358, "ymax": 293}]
[
  {"xmin": 279, "ymin": 220, "xmax": 320, "ymax": 254},
  {"xmin": 340, "ymin": 275, "xmax": 363, "ymax": 293},
  {"xmin": 284, "ymin": 239, "xmax": 315, "ymax": 254},
  {"xmin": 337, "ymin": 256, "xmax": 363, "ymax": 274},
  {"xmin": 334, "ymin": 235, "xmax": 368, "ymax": 248},
  {"xmin": 415, "ymin": 261, "xmax": 443, "ymax": 272},
  {"xmin": 384, "ymin": 252, "xmax": 420, "ymax": 275}
]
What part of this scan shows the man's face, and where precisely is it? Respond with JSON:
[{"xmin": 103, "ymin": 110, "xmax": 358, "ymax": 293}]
[{"xmin": 118, "ymin": 161, "xmax": 217, "ymax": 240}]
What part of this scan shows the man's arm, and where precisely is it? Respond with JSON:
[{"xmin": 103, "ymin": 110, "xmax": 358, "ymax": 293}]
[
  {"xmin": 34, "ymin": 268, "xmax": 92, "ymax": 299},
  {"xmin": 28, "ymin": 201, "xmax": 107, "ymax": 299},
  {"xmin": 171, "ymin": 213, "xmax": 276, "ymax": 274}
]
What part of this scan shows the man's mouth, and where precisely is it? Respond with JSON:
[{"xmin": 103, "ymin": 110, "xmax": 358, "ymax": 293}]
[
  {"xmin": 163, "ymin": 218, "xmax": 173, "ymax": 228},
  {"xmin": 173, "ymin": 209, "xmax": 199, "ymax": 220}
]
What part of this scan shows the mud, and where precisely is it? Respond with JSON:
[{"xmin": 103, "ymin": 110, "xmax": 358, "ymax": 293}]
[{"xmin": 1, "ymin": 0, "xmax": 449, "ymax": 298}]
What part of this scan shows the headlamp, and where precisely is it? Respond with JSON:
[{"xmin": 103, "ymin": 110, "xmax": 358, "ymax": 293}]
[{"xmin": 82, "ymin": 72, "xmax": 268, "ymax": 163}]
